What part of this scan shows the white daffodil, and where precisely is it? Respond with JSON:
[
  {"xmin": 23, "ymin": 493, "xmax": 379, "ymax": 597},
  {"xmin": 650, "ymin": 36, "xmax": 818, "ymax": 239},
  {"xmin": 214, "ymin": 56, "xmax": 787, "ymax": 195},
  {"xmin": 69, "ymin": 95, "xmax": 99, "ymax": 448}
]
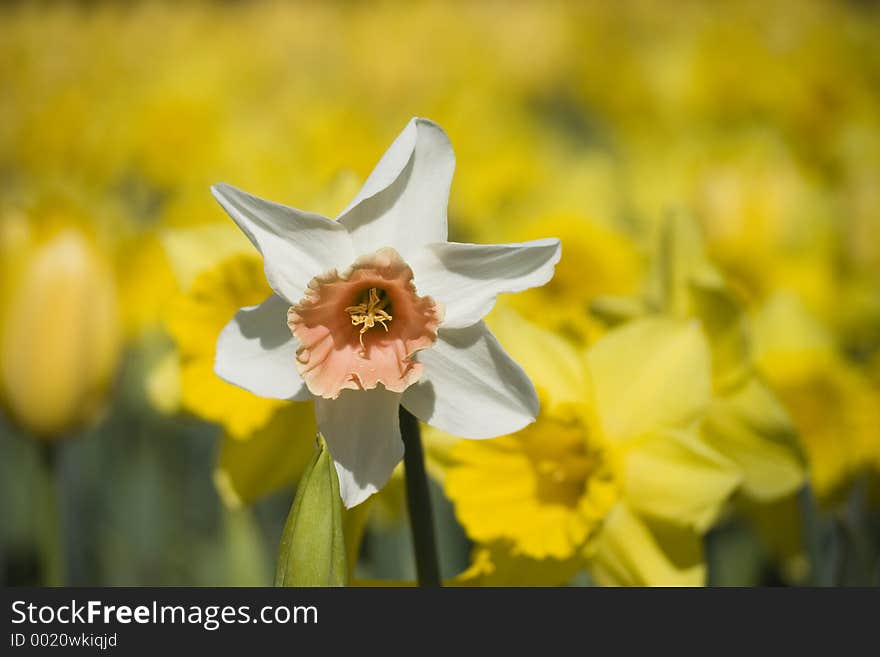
[{"xmin": 212, "ymin": 117, "xmax": 561, "ymax": 507}]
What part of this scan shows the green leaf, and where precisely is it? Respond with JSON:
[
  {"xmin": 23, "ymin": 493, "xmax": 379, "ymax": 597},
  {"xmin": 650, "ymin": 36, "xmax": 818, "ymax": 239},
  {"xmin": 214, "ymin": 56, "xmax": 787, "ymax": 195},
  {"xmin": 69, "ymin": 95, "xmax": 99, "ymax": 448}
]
[{"xmin": 275, "ymin": 435, "xmax": 347, "ymax": 587}]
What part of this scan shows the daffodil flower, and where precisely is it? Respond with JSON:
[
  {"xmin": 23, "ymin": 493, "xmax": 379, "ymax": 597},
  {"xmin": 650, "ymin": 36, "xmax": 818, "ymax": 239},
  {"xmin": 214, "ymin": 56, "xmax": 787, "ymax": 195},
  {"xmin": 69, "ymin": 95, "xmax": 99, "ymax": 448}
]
[
  {"xmin": 593, "ymin": 213, "xmax": 805, "ymax": 502},
  {"xmin": 446, "ymin": 311, "xmax": 739, "ymax": 585},
  {"xmin": 211, "ymin": 118, "xmax": 561, "ymax": 507}
]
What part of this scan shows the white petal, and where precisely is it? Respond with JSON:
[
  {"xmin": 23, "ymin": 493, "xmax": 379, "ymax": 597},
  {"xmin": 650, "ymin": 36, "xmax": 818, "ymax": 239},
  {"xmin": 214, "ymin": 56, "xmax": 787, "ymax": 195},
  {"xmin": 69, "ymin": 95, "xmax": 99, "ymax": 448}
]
[
  {"xmin": 214, "ymin": 294, "xmax": 311, "ymax": 401},
  {"xmin": 337, "ymin": 118, "xmax": 454, "ymax": 257},
  {"xmin": 211, "ymin": 183, "xmax": 354, "ymax": 303},
  {"xmin": 402, "ymin": 322, "xmax": 539, "ymax": 438},
  {"xmin": 316, "ymin": 386, "xmax": 404, "ymax": 508},
  {"xmin": 408, "ymin": 239, "xmax": 561, "ymax": 328}
]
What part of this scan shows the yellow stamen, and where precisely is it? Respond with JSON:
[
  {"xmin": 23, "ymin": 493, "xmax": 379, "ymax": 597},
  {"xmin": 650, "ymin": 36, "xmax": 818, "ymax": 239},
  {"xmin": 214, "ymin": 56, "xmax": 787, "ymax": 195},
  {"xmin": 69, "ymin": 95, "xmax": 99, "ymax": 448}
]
[{"xmin": 345, "ymin": 287, "xmax": 393, "ymax": 351}]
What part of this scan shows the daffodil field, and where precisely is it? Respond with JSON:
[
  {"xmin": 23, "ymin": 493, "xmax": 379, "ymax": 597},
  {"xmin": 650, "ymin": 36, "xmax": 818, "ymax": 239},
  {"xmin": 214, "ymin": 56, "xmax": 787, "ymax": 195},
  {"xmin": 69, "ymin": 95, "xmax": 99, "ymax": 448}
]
[{"xmin": 1, "ymin": 0, "xmax": 879, "ymax": 587}]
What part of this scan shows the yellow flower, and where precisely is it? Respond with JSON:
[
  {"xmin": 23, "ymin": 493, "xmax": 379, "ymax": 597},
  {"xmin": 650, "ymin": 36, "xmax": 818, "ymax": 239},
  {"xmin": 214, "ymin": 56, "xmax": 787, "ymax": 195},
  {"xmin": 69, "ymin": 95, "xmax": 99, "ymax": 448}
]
[
  {"xmin": 754, "ymin": 293, "xmax": 880, "ymax": 503},
  {"xmin": 594, "ymin": 213, "xmax": 805, "ymax": 502},
  {"xmin": 500, "ymin": 213, "xmax": 643, "ymax": 344},
  {"xmin": 445, "ymin": 215, "xmax": 806, "ymax": 585},
  {"xmin": 214, "ymin": 404, "xmax": 317, "ymax": 510},
  {"xmin": 445, "ymin": 309, "xmax": 742, "ymax": 585},
  {"xmin": 449, "ymin": 408, "xmax": 617, "ymax": 560},
  {"xmin": 453, "ymin": 544, "xmax": 582, "ymax": 587},
  {"xmin": 162, "ymin": 249, "xmax": 318, "ymax": 506},
  {"xmin": 117, "ymin": 231, "xmax": 180, "ymax": 338},
  {"xmin": 165, "ymin": 253, "xmax": 284, "ymax": 439},
  {"xmin": 0, "ymin": 216, "xmax": 120, "ymax": 438},
  {"xmin": 585, "ymin": 215, "xmax": 812, "ymax": 582},
  {"xmin": 157, "ymin": 219, "xmax": 330, "ymax": 507}
]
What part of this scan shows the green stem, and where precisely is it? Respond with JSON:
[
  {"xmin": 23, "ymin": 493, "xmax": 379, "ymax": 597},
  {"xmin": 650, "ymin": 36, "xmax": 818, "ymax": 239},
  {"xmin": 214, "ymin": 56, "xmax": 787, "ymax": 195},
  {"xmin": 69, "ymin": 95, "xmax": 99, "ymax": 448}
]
[
  {"xmin": 37, "ymin": 441, "xmax": 65, "ymax": 587},
  {"xmin": 399, "ymin": 407, "xmax": 441, "ymax": 587}
]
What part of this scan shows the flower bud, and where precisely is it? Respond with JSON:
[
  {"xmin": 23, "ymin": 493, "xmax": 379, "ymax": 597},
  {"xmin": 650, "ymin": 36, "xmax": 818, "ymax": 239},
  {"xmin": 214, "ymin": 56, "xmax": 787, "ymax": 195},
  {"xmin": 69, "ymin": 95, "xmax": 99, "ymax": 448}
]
[
  {"xmin": 275, "ymin": 435, "xmax": 347, "ymax": 586},
  {"xmin": 0, "ymin": 228, "xmax": 121, "ymax": 439}
]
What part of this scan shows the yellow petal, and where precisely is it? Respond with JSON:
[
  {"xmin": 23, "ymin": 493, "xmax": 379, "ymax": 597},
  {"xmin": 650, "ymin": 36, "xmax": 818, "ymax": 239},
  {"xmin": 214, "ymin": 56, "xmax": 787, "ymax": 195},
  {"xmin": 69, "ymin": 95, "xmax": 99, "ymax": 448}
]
[
  {"xmin": 166, "ymin": 254, "xmax": 282, "ymax": 437},
  {"xmin": 118, "ymin": 232, "xmax": 179, "ymax": 336},
  {"xmin": 702, "ymin": 377, "xmax": 805, "ymax": 501},
  {"xmin": 753, "ymin": 292, "xmax": 834, "ymax": 383},
  {"xmin": 214, "ymin": 402, "xmax": 317, "ymax": 508},
  {"xmin": 589, "ymin": 503, "xmax": 705, "ymax": 586},
  {"xmin": 180, "ymin": 357, "xmax": 283, "ymax": 438},
  {"xmin": 160, "ymin": 222, "xmax": 253, "ymax": 291},
  {"xmin": 625, "ymin": 429, "xmax": 741, "ymax": 532},
  {"xmin": 688, "ymin": 272, "xmax": 752, "ymax": 393},
  {"xmin": 774, "ymin": 359, "xmax": 880, "ymax": 503},
  {"xmin": 500, "ymin": 213, "xmax": 643, "ymax": 343},
  {"xmin": 164, "ymin": 253, "xmax": 269, "ymax": 357},
  {"xmin": 486, "ymin": 306, "xmax": 591, "ymax": 409},
  {"xmin": 586, "ymin": 317, "xmax": 711, "ymax": 442},
  {"xmin": 446, "ymin": 422, "xmax": 598, "ymax": 560},
  {"xmin": 453, "ymin": 544, "xmax": 584, "ymax": 587}
]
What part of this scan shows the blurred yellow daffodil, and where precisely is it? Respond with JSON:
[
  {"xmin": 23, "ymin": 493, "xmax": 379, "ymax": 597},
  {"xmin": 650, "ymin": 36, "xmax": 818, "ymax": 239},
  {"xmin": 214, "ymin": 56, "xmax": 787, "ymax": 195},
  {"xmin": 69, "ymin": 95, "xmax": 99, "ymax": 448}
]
[
  {"xmin": 754, "ymin": 293, "xmax": 880, "ymax": 504},
  {"xmin": 593, "ymin": 213, "xmax": 805, "ymax": 503},
  {"xmin": 587, "ymin": 212, "xmax": 808, "ymax": 580},
  {"xmin": 446, "ymin": 310, "xmax": 739, "ymax": 585}
]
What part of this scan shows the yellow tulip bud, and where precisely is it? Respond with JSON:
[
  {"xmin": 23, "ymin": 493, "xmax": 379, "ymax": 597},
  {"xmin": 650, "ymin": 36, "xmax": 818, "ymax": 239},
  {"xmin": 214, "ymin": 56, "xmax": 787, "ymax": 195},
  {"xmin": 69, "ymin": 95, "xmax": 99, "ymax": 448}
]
[{"xmin": 0, "ymin": 228, "xmax": 121, "ymax": 439}]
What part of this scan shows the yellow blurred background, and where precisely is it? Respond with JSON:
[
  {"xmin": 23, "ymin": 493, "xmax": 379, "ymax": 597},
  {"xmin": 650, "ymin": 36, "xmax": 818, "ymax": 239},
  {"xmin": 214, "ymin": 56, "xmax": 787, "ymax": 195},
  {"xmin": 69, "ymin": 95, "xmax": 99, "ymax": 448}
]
[{"xmin": 1, "ymin": 0, "xmax": 878, "ymax": 586}]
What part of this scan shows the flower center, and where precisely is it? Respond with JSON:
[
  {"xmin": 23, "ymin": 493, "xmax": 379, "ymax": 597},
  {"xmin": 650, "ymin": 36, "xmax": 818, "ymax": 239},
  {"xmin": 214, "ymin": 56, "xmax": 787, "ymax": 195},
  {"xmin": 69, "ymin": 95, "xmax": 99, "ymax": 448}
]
[
  {"xmin": 286, "ymin": 247, "xmax": 443, "ymax": 400},
  {"xmin": 534, "ymin": 452, "xmax": 596, "ymax": 507},
  {"xmin": 345, "ymin": 287, "xmax": 393, "ymax": 352},
  {"xmin": 521, "ymin": 407, "xmax": 619, "ymax": 513},
  {"xmin": 445, "ymin": 404, "xmax": 621, "ymax": 561}
]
